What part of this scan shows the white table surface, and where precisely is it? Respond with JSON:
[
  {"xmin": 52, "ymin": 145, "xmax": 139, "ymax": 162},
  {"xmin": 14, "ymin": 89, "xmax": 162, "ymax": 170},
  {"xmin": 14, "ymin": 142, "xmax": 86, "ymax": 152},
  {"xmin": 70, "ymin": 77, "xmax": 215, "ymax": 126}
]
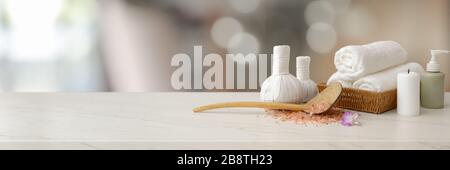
[{"xmin": 0, "ymin": 92, "xmax": 449, "ymax": 150}]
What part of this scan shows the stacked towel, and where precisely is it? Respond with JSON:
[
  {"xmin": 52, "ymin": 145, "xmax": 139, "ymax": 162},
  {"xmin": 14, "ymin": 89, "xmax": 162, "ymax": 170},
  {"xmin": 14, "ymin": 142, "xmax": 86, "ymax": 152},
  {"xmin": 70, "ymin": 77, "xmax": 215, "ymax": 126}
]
[
  {"xmin": 353, "ymin": 62, "xmax": 424, "ymax": 92},
  {"xmin": 327, "ymin": 41, "xmax": 425, "ymax": 92},
  {"xmin": 333, "ymin": 41, "xmax": 407, "ymax": 80},
  {"xmin": 327, "ymin": 72, "xmax": 354, "ymax": 88}
]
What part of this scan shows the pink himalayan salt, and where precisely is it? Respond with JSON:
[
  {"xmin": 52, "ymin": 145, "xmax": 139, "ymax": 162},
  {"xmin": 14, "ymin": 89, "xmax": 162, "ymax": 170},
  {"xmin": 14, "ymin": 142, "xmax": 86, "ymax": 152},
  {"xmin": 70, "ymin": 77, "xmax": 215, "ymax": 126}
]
[{"xmin": 266, "ymin": 104, "xmax": 344, "ymax": 125}]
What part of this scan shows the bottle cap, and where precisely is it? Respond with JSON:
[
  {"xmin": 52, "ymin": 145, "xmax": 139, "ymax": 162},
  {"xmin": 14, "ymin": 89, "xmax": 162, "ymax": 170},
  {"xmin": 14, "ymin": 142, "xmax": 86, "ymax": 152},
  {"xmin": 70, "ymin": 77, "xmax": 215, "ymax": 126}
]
[{"xmin": 428, "ymin": 50, "xmax": 450, "ymax": 72}]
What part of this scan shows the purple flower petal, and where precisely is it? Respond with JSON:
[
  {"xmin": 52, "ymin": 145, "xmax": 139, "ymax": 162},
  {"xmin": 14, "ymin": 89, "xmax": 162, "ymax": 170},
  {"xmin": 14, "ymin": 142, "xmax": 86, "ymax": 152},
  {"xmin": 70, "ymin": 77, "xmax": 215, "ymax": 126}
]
[{"xmin": 341, "ymin": 111, "xmax": 361, "ymax": 127}]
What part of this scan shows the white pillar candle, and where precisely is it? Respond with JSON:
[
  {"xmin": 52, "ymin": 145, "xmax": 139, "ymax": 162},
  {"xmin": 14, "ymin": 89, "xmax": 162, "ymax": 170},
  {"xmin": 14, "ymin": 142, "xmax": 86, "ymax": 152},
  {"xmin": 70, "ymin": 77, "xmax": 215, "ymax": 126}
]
[{"xmin": 397, "ymin": 71, "xmax": 421, "ymax": 116}]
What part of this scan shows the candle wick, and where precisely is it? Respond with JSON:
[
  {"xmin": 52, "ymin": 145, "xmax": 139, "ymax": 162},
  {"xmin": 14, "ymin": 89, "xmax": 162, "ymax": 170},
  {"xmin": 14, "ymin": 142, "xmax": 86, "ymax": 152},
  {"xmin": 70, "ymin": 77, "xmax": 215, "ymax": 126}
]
[{"xmin": 408, "ymin": 69, "xmax": 410, "ymax": 74}]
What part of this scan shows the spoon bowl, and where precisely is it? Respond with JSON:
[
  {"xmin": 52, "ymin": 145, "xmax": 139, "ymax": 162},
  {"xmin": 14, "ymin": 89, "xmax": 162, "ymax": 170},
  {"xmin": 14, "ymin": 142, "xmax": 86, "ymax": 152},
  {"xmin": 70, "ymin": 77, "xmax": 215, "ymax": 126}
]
[{"xmin": 193, "ymin": 83, "xmax": 343, "ymax": 114}]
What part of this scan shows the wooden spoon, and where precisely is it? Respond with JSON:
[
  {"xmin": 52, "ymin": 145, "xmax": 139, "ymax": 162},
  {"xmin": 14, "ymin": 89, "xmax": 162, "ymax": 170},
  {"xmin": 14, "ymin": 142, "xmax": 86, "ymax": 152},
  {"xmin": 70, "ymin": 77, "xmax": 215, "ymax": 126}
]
[{"xmin": 193, "ymin": 82, "xmax": 342, "ymax": 114}]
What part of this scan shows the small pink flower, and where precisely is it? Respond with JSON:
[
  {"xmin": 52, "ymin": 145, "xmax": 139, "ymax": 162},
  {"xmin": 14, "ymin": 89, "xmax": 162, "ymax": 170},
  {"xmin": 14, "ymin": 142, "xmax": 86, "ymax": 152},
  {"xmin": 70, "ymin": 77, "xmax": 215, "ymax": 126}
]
[{"xmin": 341, "ymin": 111, "xmax": 361, "ymax": 127}]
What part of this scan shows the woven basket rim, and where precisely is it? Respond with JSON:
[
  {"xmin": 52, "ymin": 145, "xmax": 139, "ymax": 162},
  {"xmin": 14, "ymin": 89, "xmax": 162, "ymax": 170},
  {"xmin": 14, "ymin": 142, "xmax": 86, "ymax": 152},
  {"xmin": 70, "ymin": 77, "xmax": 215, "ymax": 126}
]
[
  {"xmin": 318, "ymin": 83, "xmax": 396, "ymax": 94},
  {"xmin": 318, "ymin": 83, "xmax": 397, "ymax": 114}
]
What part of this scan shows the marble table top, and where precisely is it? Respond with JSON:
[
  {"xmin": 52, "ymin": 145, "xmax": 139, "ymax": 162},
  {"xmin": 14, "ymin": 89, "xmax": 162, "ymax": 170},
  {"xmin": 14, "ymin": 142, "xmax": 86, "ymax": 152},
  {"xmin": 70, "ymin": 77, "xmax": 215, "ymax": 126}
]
[{"xmin": 0, "ymin": 92, "xmax": 449, "ymax": 150}]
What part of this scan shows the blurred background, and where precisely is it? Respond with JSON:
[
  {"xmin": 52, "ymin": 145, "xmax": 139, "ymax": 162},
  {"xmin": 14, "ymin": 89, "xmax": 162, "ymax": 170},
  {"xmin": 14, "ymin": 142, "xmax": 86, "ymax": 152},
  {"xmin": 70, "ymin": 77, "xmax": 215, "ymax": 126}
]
[{"xmin": 0, "ymin": 0, "xmax": 448, "ymax": 92}]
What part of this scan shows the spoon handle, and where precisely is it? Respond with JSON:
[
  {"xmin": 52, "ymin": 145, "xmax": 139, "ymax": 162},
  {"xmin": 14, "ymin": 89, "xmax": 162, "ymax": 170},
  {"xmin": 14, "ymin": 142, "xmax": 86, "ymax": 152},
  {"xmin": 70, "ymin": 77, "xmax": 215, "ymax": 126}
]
[{"xmin": 193, "ymin": 102, "xmax": 308, "ymax": 112}]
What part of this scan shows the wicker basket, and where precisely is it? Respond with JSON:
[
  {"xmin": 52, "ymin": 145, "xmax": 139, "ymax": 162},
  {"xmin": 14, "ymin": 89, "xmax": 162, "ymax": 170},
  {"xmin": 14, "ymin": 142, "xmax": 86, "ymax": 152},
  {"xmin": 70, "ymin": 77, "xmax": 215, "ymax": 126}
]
[{"xmin": 318, "ymin": 83, "xmax": 397, "ymax": 114}]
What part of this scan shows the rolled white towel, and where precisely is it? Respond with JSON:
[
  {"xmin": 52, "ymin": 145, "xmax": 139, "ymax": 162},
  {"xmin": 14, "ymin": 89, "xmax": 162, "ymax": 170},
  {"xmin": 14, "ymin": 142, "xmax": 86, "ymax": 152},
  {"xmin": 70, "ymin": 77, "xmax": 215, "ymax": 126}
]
[
  {"xmin": 327, "ymin": 72, "xmax": 354, "ymax": 88},
  {"xmin": 353, "ymin": 62, "xmax": 424, "ymax": 92},
  {"xmin": 335, "ymin": 41, "xmax": 408, "ymax": 80}
]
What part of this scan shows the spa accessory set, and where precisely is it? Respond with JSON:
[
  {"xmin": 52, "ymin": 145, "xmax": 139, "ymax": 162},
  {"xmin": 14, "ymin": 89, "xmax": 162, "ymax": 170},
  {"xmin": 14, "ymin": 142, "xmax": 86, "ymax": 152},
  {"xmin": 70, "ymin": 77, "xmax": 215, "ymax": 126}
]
[{"xmin": 194, "ymin": 42, "xmax": 449, "ymax": 126}]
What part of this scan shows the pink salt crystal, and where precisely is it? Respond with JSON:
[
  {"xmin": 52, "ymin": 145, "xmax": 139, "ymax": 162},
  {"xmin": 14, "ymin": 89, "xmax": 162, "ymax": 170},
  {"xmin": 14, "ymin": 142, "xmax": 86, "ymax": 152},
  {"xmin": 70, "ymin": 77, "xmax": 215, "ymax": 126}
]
[
  {"xmin": 305, "ymin": 102, "xmax": 331, "ymax": 115},
  {"xmin": 266, "ymin": 107, "xmax": 344, "ymax": 125}
]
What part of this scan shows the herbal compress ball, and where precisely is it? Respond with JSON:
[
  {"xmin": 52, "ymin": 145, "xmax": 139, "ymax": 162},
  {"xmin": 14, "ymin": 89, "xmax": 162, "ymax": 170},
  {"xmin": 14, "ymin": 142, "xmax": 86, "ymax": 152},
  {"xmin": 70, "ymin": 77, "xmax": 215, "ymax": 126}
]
[{"xmin": 260, "ymin": 45, "xmax": 304, "ymax": 104}]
